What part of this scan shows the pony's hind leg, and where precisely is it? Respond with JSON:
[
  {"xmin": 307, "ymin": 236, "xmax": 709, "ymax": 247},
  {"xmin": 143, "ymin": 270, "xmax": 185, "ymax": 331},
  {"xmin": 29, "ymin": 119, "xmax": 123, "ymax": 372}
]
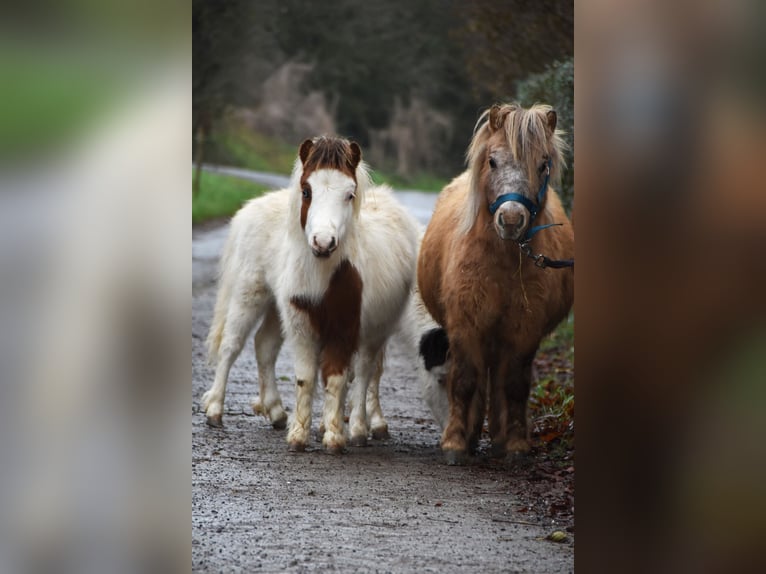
[
  {"xmin": 366, "ymin": 347, "xmax": 389, "ymax": 440},
  {"xmin": 348, "ymin": 346, "xmax": 382, "ymax": 446},
  {"xmin": 202, "ymin": 290, "xmax": 265, "ymax": 427},
  {"xmin": 251, "ymin": 302, "xmax": 287, "ymax": 429},
  {"xmin": 466, "ymin": 378, "xmax": 487, "ymax": 454}
]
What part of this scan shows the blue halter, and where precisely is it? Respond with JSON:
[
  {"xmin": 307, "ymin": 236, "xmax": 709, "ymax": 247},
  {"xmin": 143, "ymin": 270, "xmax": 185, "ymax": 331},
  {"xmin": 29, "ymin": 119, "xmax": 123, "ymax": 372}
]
[
  {"xmin": 487, "ymin": 158, "xmax": 557, "ymax": 242},
  {"xmin": 487, "ymin": 158, "xmax": 574, "ymax": 269}
]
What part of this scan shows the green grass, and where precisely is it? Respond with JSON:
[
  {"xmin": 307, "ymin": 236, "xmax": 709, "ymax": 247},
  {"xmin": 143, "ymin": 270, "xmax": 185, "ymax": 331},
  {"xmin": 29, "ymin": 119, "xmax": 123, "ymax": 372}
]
[{"xmin": 192, "ymin": 170, "xmax": 268, "ymax": 224}]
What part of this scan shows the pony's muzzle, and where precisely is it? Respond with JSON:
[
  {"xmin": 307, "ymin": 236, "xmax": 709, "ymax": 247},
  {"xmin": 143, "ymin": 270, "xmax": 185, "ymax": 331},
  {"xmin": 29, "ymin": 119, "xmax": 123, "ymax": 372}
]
[
  {"xmin": 311, "ymin": 234, "xmax": 337, "ymax": 257},
  {"xmin": 494, "ymin": 204, "xmax": 528, "ymax": 241}
]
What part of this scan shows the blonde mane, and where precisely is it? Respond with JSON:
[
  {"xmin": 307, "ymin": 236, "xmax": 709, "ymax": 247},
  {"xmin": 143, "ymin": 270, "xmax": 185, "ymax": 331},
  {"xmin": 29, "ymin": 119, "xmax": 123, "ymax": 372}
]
[{"xmin": 458, "ymin": 103, "xmax": 568, "ymax": 235}]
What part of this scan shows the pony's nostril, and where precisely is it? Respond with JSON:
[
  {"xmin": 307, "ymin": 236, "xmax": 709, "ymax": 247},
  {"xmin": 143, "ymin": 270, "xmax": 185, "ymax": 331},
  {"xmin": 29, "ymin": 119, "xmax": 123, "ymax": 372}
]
[
  {"xmin": 328, "ymin": 237, "xmax": 336, "ymax": 250},
  {"xmin": 498, "ymin": 213, "xmax": 505, "ymax": 227}
]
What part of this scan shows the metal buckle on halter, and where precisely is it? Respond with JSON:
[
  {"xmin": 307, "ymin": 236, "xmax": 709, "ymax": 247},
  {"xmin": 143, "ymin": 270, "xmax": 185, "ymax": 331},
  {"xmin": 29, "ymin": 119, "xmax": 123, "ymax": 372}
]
[{"xmin": 519, "ymin": 241, "xmax": 548, "ymax": 268}]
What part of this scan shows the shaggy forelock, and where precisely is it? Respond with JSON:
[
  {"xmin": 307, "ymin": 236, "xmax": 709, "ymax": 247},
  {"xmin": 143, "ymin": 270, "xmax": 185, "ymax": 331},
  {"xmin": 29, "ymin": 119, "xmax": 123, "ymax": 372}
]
[{"xmin": 459, "ymin": 103, "xmax": 568, "ymax": 235}]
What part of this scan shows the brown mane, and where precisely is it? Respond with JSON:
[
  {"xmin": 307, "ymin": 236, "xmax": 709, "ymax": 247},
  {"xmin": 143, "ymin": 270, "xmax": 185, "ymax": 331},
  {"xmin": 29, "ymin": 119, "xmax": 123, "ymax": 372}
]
[{"xmin": 300, "ymin": 136, "xmax": 362, "ymax": 182}]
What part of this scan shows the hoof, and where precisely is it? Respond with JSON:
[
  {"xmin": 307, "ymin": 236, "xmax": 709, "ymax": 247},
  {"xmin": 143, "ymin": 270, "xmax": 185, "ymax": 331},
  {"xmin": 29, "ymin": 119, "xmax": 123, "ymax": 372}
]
[
  {"xmin": 371, "ymin": 426, "xmax": 389, "ymax": 441},
  {"xmin": 206, "ymin": 414, "xmax": 223, "ymax": 428},
  {"xmin": 349, "ymin": 435, "xmax": 367, "ymax": 448},
  {"xmin": 325, "ymin": 444, "xmax": 346, "ymax": 455},
  {"xmin": 443, "ymin": 449, "xmax": 468, "ymax": 466},
  {"xmin": 288, "ymin": 441, "xmax": 306, "ymax": 453},
  {"xmin": 272, "ymin": 413, "xmax": 288, "ymax": 430}
]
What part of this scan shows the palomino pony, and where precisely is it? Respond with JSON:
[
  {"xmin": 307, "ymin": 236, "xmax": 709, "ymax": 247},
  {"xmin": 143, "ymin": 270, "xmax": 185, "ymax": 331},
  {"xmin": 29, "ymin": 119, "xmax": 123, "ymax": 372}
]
[
  {"xmin": 418, "ymin": 103, "xmax": 574, "ymax": 464},
  {"xmin": 202, "ymin": 136, "xmax": 419, "ymax": 452}
]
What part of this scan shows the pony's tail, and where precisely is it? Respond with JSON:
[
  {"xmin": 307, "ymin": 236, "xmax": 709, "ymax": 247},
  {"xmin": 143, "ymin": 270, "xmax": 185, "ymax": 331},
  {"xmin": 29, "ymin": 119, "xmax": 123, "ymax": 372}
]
[
  {"xmin": 205, "ymin": 282, "xmax": 230, "ymax": 366},
  {"xmin": 205, "ymin": 236, "xmax": 236, "ymax": 366}
]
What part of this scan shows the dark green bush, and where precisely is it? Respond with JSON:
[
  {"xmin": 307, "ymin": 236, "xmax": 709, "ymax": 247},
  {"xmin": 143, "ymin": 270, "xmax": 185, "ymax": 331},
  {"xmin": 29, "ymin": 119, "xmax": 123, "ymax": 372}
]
[{"xmin": 515, "ymin": 58, "xmax": 574, "ymax": 212}]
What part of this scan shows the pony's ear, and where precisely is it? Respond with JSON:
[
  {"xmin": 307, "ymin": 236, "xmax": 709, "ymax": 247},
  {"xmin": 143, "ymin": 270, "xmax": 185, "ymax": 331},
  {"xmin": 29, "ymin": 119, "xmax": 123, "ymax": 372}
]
[
  {"xmin": 299, "ymin": 139, "xmax": 314, "ymax": 164},
  {"xmin": 348, "ymin": 141, "xmax": 362, "ymax": 169},
  {"xmin": 545, "ymin": 110, "xmax": 558, "ymax": 135},
  {"xmin": 488, "ymin": 104, "xmax": 503, "ymax": 133}
]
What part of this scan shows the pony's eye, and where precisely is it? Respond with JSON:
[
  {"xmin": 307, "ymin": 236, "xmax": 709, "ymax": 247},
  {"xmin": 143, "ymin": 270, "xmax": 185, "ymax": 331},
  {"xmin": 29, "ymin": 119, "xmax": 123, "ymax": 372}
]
[
  {"xmin": 302, "ymin": 187, "xmax": 311, "ymax": 200},
  {"xmin": 488, "ymin": 157, "xmax": 497, "ymax": 169},
  {"xmin": 539, "ymin": 159, "xmax": 549, "ymax": 174},
  {"xmin": 346, "ymin": 192, "xmax": 355, "ymax": 202}
]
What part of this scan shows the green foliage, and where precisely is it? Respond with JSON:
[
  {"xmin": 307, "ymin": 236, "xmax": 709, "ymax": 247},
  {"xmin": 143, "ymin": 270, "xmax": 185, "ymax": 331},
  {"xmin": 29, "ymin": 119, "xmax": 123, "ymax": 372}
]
[
  {"xmin": 516, "ymin": 58, "xmax": 574, "ymax": 211},
  {"xmin": 192, "ymin": 170, "xmax": 267, "ymax": 224},
  {"xmin": 453, "ymin": 0, "xmax": 573, "ymax": 99}
]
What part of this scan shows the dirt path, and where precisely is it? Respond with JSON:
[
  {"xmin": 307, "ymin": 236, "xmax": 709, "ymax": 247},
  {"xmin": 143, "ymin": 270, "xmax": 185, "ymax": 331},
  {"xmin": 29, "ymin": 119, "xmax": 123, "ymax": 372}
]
[{"xmin": 192, "ymin": 204, "xmax": 574, "ymax": 572}]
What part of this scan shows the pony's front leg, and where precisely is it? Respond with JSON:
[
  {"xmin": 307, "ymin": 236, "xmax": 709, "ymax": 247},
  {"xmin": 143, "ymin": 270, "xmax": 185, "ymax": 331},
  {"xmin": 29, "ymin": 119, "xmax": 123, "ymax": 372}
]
[
  {"xmin": 321, "ymin": 365, "xmax": 350, "ymax": 454},
  {"xmin": 286, "ymin": 337, "xmax": 319, "ymax": 452},
  {"xmin": 488, "ymin": 353, "xmax": 514, "ymax": 457},
  {"xmin": 441, "ymin": 356, "xmax": 481, "ymax": 465},
  {"xmin": 251, "ymin": 303, "xmax": 287, "ymax": 429},
  {"xmin": 503, "ymin": 358, "xmax": 533, "ymax": 455}
]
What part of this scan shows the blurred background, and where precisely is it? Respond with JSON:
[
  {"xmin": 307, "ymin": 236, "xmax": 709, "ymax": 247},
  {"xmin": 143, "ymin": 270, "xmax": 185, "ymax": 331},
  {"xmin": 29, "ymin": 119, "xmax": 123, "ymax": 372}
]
[{"xmin": 192, "ymin": 0, "xmax": 574, "ymax": 211}]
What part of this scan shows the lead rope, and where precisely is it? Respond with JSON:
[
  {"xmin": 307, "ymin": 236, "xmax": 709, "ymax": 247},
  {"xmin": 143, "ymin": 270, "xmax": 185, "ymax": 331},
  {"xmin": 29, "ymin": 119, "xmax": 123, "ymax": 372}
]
[{"xmin": 514, "ymin": 248, "xmax": 530, "ymax": 310}]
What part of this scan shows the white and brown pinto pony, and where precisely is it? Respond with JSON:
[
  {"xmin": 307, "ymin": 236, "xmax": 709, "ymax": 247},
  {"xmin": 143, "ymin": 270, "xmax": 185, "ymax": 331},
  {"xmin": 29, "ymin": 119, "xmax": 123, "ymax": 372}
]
[
  {"xmin": 418, "ymin": 103, "xmax": 574, "ymax": 464},
  {"xmin": 202, "ymin": 136, "xmax": 419, "ymax": 452}
]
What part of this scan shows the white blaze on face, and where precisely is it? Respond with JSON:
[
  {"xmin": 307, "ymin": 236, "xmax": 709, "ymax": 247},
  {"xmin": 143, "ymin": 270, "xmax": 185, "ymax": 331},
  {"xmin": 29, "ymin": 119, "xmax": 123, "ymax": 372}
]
[
  {"xmin": 488, "ymin": 158, "xmax": 531, "ymax": 241},
  {"xmin": 304, "ymin": 169, "xmax": 356, "ymax": 255}
]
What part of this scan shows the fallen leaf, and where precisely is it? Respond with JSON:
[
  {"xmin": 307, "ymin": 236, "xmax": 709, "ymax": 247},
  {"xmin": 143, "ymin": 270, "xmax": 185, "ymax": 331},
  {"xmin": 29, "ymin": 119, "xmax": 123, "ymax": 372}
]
[{"xmin": 547, "ymin": 531, "xmax": 568, "ymax": 543}]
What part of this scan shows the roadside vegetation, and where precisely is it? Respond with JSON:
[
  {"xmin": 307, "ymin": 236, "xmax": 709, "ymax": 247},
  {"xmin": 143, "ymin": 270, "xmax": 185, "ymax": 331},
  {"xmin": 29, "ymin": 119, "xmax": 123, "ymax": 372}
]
[
  {"xmin": 192, "ymin": 170, "xmax": 267, "ymax": 224},
  {"xmin": 530, "ymin": 311, "xmax": 575, "ymax": 460}
]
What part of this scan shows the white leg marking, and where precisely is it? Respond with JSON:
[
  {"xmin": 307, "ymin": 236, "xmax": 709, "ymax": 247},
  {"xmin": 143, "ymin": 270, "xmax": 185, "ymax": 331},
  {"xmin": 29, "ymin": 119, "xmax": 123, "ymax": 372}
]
[
  {"xmin": 286, "ymin": 337, "xmax": 318, "ymax": 450},
  {"xmin": 322, "ymin": 371, "xmax": 349, "ymax": 452}
]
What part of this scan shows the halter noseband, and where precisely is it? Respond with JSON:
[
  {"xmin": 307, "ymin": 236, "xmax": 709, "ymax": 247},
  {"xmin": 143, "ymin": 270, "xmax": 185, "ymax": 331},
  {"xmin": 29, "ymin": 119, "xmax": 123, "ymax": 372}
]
[{"xmin": 487, "ymin": 158, "xmax": 574, "ymax": 269}]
